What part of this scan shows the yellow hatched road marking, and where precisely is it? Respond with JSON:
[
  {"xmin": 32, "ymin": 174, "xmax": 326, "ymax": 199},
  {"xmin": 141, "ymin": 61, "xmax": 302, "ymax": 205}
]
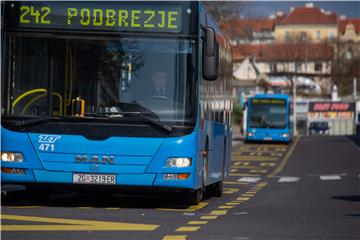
[
  {"xmin": 200, "ymin": 215, "xmax": 218, "ymax": 220},
  {"xmin": 237, "ymin": 197, "xmax": 250, "ymax": 201},
  {"xmin": 260, "ymin": 163, "xmax": 277, "ymax": 167},
  {"xmin": 163, "ymin": 235, "xmax": 187, "ymax": 240},
  {"xmin": 231, "ymin": 165, "xmax": 258, "ymax": 169},
  {"xmin": 187, "ymin": 221, "xmax": 208, "ymax": 225},
  {"xmin": 226, "ymin": 202, "xmax": 240, "ymax": 206},
  {"xmin": 158, "ymin": 202, "xmax": 208, "ymax": 212},
  {"xmin": 175, "ymin": 226, "xmax": 200, "ymax": 232},
  {"xmin": 232, "ymin": 157, "xmax": 278, "ymax": 161},
  {"xmin": 241, "ymin": 194, "xmax": 255, "ymax": 197},
  {"xmin": 230, "ymin": 173, "xmax": 260, "ymax": 177},
  {"xmin": 246, "ymin": 191, "xmax": 257, "ymax": 194},
  {"xmin": 249, "ymin": 169, "xmax": 268, "ymax": 173},
  {"xmin": 210, "ymin": 210, "xmax": 227, "ymax": 216},
  {"xmin": 218, "ymin": 206, "xmax": 234, "ymax": 209},
  {"xmin": 224, "ymin": 181, "xmax": 249, "ymax": 185},
  {"xmin": 223, "ymin": 188, "xmax": 239, "ymax": 192},
  {"xmin": 1, "ymin": 215, "xmax": 159, "ymax": 231}
]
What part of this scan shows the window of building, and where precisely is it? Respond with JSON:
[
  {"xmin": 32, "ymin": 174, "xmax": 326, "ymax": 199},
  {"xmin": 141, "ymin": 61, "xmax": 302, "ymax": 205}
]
[
  {"xmin": 270, "ymin": 63, "xmax": 277, "ymax": 73},
  {"xmin": 316, "ymin": 31, "xmax": 321, "ymax": 40},
  {"xmin": 328, "ymin": 32, "xmax": 335, "ymax": 40},
  {"xmin": 284, "ymin": 31, "xmax": 290, "ymax": 41},
  {"xmin": 314, "ymin": 62, "xmax": 322, "ymax": 72},
  {"xmin": 300, "ymin": 32, "xmax": 307, "ymax": 42}
]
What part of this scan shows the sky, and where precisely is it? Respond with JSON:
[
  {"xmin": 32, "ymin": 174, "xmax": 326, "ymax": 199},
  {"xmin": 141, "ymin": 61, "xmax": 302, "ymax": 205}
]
[{"xmin": 240, "ymin": 1, "xmax": 360, "ymax": 19}]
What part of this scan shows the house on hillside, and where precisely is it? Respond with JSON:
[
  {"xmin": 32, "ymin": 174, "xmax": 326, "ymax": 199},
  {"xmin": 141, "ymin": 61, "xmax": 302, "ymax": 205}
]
[{"xmin": 274, "ymin": 2, "xmax": 338, "ymax": 43}]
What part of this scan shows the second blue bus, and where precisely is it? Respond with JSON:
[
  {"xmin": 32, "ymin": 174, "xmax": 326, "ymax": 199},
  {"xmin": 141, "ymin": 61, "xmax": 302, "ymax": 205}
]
[{"xmin": 245, "ymin": 94, "xmax": 292, "ymax": 143}]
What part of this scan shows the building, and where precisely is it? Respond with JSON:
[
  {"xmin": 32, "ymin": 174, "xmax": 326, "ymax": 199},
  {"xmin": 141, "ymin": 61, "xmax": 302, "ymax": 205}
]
[
  {"xmin": 221, "ymin": 18, "xmax": 276, "ymax": 46},
  {"xmin": 274, "ymin": 3, "xmax": 337, "ymax": 43}
]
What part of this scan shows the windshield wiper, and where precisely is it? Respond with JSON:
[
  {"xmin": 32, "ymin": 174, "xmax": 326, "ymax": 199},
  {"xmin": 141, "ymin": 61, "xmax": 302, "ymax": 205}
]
[{"xmin": 94, "ymin": 112, "xmax": 172, "ymax": 133}]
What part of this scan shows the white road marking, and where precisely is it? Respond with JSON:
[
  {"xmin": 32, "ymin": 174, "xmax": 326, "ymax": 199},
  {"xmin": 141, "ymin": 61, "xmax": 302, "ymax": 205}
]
[
  {"xmin": 320, "ymin": 175, "xmax": 341, "ymax": 180},
  {"xmin": 345, "ymin": 137, "xmax": 360, "ymax": 151},
  {"xmin": 237, "ymin": 177, "xmax": 261, "ymax": 183},
  {"xmin": 278, "ymin": 177, "xmax": 300, "ymax": 183}
]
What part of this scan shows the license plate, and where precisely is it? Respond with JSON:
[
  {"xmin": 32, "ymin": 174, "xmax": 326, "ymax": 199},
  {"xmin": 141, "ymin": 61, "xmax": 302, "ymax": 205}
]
[
  {"xmin": 263, "ymin": 137, "xmax": 272, "ymax": 141},
  {"xmin": 73, "ymin": 173, "xmax": 116, "ymax": 185}
]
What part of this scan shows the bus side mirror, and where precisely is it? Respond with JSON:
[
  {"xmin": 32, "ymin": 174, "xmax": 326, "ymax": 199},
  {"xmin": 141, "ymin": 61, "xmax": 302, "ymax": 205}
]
[{"xmin": 202, "ymin": 27, "xmax": 219, "ymax": 81}]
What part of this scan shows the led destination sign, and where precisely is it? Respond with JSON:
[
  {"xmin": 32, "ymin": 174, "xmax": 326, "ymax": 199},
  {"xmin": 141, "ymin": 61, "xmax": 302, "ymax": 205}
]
[
  {"xmin": 7, "ymin": 1, "xmax": 185, "ymax": 33},
  {"xmin": 251, "ymin": 99, "xmax": 286, "ymax": 105}
]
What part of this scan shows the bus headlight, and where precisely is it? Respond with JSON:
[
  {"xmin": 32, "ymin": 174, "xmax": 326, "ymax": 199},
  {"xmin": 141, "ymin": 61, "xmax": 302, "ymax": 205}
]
[
  {"xmin": 1, "ymin": 152, "xmax": 24, "ymax": 162},
  {"xmin": 247, "ymin": 132, "xmax": 254, "ymax": 137},
  {"xmin": 281, "ymin": 133, "xmax": 289, "ymax": 138},
  {"xmin": 166, "ymin": 158, "xmax": 192, "ymax": 168}
]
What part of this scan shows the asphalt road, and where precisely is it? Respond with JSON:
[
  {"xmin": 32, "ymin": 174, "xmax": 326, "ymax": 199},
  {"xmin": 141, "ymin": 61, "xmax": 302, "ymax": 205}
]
[{"xmin": 2, "ymin": 136, "xmax": 360, "ymax": 240}]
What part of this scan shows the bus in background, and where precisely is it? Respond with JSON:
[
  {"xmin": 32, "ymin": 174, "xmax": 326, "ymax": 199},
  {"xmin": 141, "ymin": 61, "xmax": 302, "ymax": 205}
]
[
  {"xmin": 245, "ymin": 94, "xmax": 292, "ymax": 143},
  {"xmin": 1, "ymin": 1, "xmax": 233, "ymax": 205}
]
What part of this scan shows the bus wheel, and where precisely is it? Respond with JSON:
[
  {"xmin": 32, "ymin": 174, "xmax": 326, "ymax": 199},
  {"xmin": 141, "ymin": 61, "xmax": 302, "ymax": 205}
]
[
  {"xmin": 212, "ymin": 181, "xmax": 223, "ymax": 197},
  {"xmin": 185, "ymin": 188, "xmax": 203, "ymax": 205}
]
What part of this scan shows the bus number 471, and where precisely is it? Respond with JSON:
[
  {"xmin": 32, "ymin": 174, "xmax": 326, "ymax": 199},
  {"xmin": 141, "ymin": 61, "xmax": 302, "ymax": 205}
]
[{"xmin": 39, "ymin": 143, "xmax": 55, "ymax": 152}]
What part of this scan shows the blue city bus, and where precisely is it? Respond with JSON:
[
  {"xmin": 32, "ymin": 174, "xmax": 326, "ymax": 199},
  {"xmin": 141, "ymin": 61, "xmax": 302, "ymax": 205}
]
[
  {"xmin": 1, "ymin": 1, "xmax": 233, "ymax": 204},
  {"xmin": 245, "ymin": 94, "xmax": 292, "ymax": 143}
]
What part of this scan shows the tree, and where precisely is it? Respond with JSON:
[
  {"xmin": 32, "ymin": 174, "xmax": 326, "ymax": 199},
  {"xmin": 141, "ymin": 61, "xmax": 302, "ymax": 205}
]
[
  {"xmin": 202, "ymin": 1, "xmax": 245, "ymax": 22},
  {"xmin": 331, "ymin": 39, "xmax": 360, "ymax": 96}
]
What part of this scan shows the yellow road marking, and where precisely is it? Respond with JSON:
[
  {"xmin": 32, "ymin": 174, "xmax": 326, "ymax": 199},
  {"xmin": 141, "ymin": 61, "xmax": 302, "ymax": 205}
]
[
  {"xmin": 1, "ymin": 215, "xmax": 159, "ymax": 231},
  {"xmin": 210, "ymin": 210, "xmax": 227, "ymax": 216},
  {"xmin": 224, "ymin": 188, "xmax": 239, "ymax": 192},
  {"xmin": 78, "ymin": 207, "xmax": 92, "ymax": 209},
  {"xmin": 8, "ymin": 206, "xmax": 43, "ymax": 209},
  {"xmin": 260, "ymin": 163, "xmax": 277, "ymax": 167},
  {"xmin": 237, "ymin": 197, "xmax": 250, "ymax": 201},
  {"xmin": 231, "ymin": 165, "xmax": 258, "ymax": 169},
  {"xmin": 226, "ymin": 202, "xmax": 240, "ymax": 206},
  {"xmin": 175, "ymin": 226, "xmax": 200, "ymax": 232},
  {"xmin": 232, "ymin": 157, "xmax": 278, "ymax": 161},
  {"xmin": 224, "ymin": 181, "xmax": 249, "ymax": 185},
  {"xmin": 218, "ymin": 206, "xmax": 234, "ymax": 209},
  {"xmin": 163, "ymin": 235, "xmax": 187, "ymax": 240},
  {"xmin": 246, "ymin": 191, "xmax": 257, "ymax": 194},
  {"xmin": 241, "ymin": 194, "xmax": 255, "ymax": 197},
  {"xmin": 249, "ymin": 169, "xmax": 268, "ymax": 174},
  {"xmin": 267, "ymin": 137, "xmax": 299, "ymax": 178},
  {"xmin": 187, "ymin": 221, "xmax": 208, "ymax": 225},
  {"xmin": 158, "ymin": 202, "xmax": 208, "ymax": 212},
  {"xmin": 230, "ymin": 173, "xmax": 260, "ymax": 177},
  {"xmin": 200, "ymin": 216, "xmax": 218, "ymax": 220}
]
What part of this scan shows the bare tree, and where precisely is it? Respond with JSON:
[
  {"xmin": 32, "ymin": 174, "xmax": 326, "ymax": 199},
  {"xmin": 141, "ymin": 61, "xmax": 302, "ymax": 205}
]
[
  {"xmin": 331, "ymin": 39, "xmax": 360, "ymax": 96},
  {"xmin": 202, "ymin": 1, "xmax": 245, "ymax": 22}
]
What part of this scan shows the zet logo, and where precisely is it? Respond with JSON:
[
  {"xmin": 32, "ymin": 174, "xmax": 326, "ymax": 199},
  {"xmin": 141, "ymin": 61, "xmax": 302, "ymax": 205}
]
[{"xmin": 38, "ymin": 135, "xmax": 61, "ymax": 144}]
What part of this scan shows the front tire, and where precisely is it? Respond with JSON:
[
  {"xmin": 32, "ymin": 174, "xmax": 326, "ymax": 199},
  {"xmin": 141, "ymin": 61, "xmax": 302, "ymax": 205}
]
[{"xmin": 185, "ymin": 188, "xmax": 203, "ymax": 205}]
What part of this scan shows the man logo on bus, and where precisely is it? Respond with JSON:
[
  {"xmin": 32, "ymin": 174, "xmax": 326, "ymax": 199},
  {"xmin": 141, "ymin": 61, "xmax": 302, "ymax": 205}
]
[
  {"xmin": 38, "ymin": 135, "xmax": 61, "ymax": 144},
  {"xmin": 75, "ymin": 155, "xmax": 115, "ymax": 164}
]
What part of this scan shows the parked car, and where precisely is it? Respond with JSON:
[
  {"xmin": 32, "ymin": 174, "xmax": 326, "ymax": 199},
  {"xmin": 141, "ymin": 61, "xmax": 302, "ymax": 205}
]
[{"xmin": 309, "ymin": 121, "xmax": 330, "ymax": 135}]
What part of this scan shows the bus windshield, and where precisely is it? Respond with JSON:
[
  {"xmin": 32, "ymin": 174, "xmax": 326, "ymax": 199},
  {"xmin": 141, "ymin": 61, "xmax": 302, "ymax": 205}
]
[
  {"xmin": 249, "ymin": 99, "xmax": 286, "ymax": 129},
  {"xmin": 3, "ymin": 35, "xmax": 196, "ymax": 125}
]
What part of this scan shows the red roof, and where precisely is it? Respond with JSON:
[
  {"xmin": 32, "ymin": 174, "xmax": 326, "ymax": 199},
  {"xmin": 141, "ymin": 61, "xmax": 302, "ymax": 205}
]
[
  {"xmin": 279, "ymin": 7, "xmax": 337, "ymax": 25},
  {"xmin": 221, "ymin": 19, "xmax": 275, "ymax": 38},
  {"xmin": 233, "ymin": 43, "xmax": 333, "ymax": 62},
  {"xmin": 338, "ymin": 19, "xmax": 360, "ymax": 35}
]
